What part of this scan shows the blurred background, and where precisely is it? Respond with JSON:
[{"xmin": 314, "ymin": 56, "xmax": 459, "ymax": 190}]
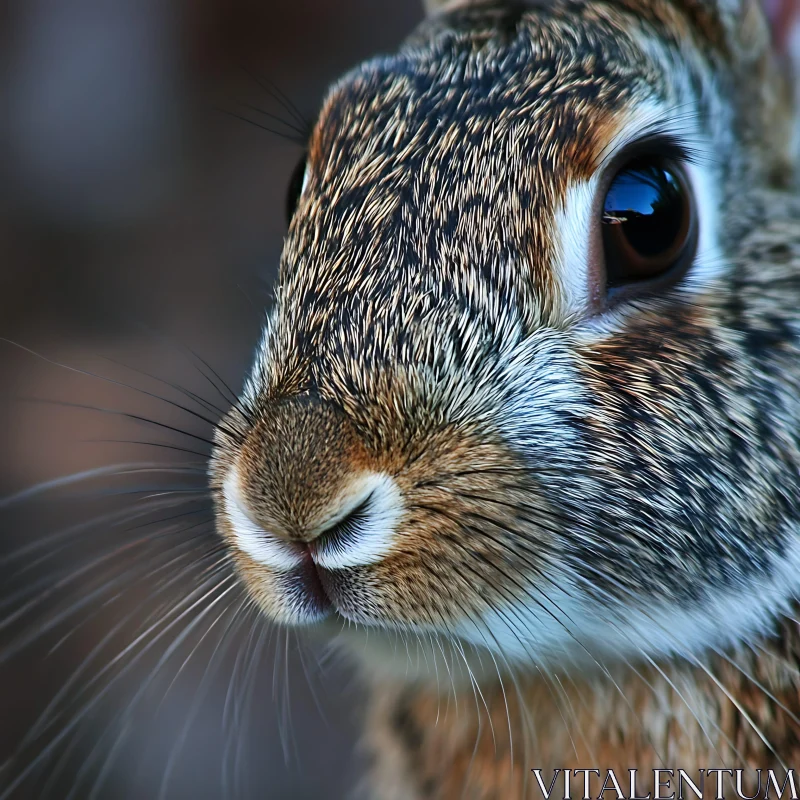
[{"xmin": 0, "ymin": 1, "xmax": 422, "ymax": 797}]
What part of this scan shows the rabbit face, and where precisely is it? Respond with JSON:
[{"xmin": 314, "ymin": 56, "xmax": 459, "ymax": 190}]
[{"xmin": 212, "ymin": 1, "xmax": 800, "ymax": 671}]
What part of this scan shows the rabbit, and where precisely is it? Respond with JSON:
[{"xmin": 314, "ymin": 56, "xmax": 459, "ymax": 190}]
[{"xmin": 211, "ymin": 0, "xmax": 800, "ymax": 797}]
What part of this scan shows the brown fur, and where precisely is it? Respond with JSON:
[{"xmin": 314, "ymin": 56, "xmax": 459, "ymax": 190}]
[
  {"xmin": 364, "ymin": 616, "xmax": 800, "ymax": 799},
  {"xmin": 211, "ymin": 0, "xmax": 800, "ymax": 796}
]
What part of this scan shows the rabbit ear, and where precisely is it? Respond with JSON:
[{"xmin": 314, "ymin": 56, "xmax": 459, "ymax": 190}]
[
  {"xmin": 756, "ymin": 0, "xmax": 800, "ymax": 182},
  {"xmin": 422, "ymin": 0, "xmax": 447, "ymax": 13},
  {"xmin": 765, "ymin": 0, "xmax": 800, "ymax": 175},
  {"xmin": 422, "ymin": 0, "xmax": 467, "ymax": 16},
  {"xmin": 763, "ymin": 0, "xmax": 800, "ymax": 54}
]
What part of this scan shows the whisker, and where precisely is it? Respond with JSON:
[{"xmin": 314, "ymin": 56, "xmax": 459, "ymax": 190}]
[
  {"xmin": 219, "ymin": 107, "xmax": 308, "ymax": 145},
  {"xmin": 0, "ymin": 499, "xmax": 212, "ymax": 604},
  {"xmin": 124, "ymin": 319, "xmax": 244, "ymax": 413},
  {"xmin": 236, "ymin": 102, "xmax": 308, "ymax": 137},
  {"xmin": 692, "ymin": 658, "xmax": 787, "ymax": 769},
  {"xmin": 23, "ymin": 543, "xmax": 227, "ymax": 747},
  {"xmin": 1, "ymin": 339, "xmax": 240, "ymax": 443},
  {"xmin": 85, "ymin": 718, "xmax": 132, "ymax": 800},
  {"xmin": 416, "ymin": 501, "xmax": 676, "ymax": 766},
  {"xmin": 94, "ymin": 353, "xmax": 228, "ymax": 419},
  {"xmin": 26, "ymin": 555, "xmax": 223, "ymax": 781},
  {"xmin": 18, "ymin": 397, "xmax": 219, "ymax": 448},
  {"xmin": 0, "ymin": 523, "xmax": 216, "ymax": 660},
  {"xmin": 157, "ymin": 597, "xmax": 246, "ymax": 800},
  {"xmin": 1, "ymin": 569, "xmax": 237, "ymax": 799},
  {"xmin": 0, "ymin": 463, "xmax": 202, "ymax": 509},
  {"xmin": 237, "ymin": 65, "xmax": 311, "ymax": 132},
  {"xmin": 84, "ymin": 439, "xmax": 211, "ymax": 461},
  {"xmin": 0, "ymin": 490, "xmax": 207, "ymax": 568}
]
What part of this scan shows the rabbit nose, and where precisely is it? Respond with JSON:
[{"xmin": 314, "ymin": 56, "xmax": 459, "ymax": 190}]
[
  {"xmin": 229, "ymin": 395, "xmax": 403, "ymax": 569},
  {"xmin": 306, "ymin": 488, "xmax": 374, "ymax": 552}
]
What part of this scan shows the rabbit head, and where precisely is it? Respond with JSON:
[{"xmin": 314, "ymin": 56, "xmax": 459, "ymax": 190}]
[{"xmin": 211, "ymin": 0, "xmax": 800, "ymax": 673}]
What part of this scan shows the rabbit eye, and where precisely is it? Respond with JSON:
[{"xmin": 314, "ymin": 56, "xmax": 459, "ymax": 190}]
[
  {"xmin": 286, "ymin": 155, "xmax": 309, "ymax": 224},
  {"xmin": 601, "ymin": 157, "xmax": 697, "ymax": 295}
]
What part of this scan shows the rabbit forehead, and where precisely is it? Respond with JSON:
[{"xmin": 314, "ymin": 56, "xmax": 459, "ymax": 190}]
[
  {"xmin": 423, "ymin": 0, "xmax": 762, "ymax": 50},
  {"xmin": 272, "ymin": 8, "xmax": 679, "ymax": 386}
]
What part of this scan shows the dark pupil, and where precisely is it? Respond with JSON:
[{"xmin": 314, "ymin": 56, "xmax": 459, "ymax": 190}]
[
  {"xmin": 604, "ymin": 165, "xmax": 682, "ymax": 253},
  {"xmin": 602, "ymin": 160, "xmax": 689, "ymax": 286}
]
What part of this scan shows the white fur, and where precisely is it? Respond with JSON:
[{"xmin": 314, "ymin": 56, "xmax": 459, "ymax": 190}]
[
  {"xmin": 223, "ymin": 466, "xmax": 404, "ymax": 571},
  {"xmin": 312, "ymin": 473, "xmax": 404, "ymax": 570},
  {"xmin": 678, "ymin": 157, "xmax": 725, "ymax": 292},
  {"xmin": 552, "ymin": 97, "xmax": 725, "ymax": 332},
  {"xmin": 552, "ymin": 179, "xmax": 597, "ymax": 318},
  {"xmin": 241, "ymin": 307, "xmax": 277, "ymax": 410},
  {"xmin": 457, "ymin": 529, "xmax": 800, "ymax": 670},
  {"xmin": 223, "ymin": 467, "xmax": 303, "ymax": 571},
  {"xmin": 495, "ymin": 327, "xmax": 589, "ymax": 457},
  {"xmin": 423, "ymin": 0, "xmax": 470, "ymax": 16}
]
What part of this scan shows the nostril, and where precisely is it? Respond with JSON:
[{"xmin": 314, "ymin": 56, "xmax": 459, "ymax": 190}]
[
  {"xmin": 305, "ymin": 474, "xmax": 401, "ymax": 571},
  {"xmin": 311, "ymin": 493, "xmax": 374, "ymax": 556},
  {"xmin": 309, "ymin": 474, "xmax": 403, "ymax": 570},
  {"xmin": 226, "ymin": 465, "xmax": 402, "ymax": 573}
]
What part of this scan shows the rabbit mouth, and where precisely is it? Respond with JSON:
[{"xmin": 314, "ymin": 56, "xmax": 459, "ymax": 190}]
[
  {"xmin": 218, "ymin": 464, "xmax": 407, "ymax": 624},
  {"xmin": 281, "ymin": 551, "xmax": 375, "ymax": 623},
  {"xmin": 284, "ymin": 548, "xmax": 335, "ymax": 618}
]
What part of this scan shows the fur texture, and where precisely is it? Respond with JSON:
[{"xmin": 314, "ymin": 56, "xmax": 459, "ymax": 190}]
[{"xmin": 211, "ymin": 0, "xmax": 800, "ymax": 795}]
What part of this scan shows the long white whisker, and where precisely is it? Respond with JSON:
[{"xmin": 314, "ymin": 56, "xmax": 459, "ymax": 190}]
[{"xmin": 0, "ymin": 463, "xmax": 204, "ymax": 510}]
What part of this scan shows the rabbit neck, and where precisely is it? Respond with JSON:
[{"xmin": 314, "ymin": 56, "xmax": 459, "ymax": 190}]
[{"xmin": 359, "ymin": 614, "xmax": 800, "ymax": 799}]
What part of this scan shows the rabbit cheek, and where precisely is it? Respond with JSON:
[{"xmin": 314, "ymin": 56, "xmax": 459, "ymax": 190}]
[
  {"xmin": 574, "ymin": 301, "xmax": 795, "ymax": 603},
  {"xmin": 322, "ymin": 550, "xmax": 504, "ymax": 631}
]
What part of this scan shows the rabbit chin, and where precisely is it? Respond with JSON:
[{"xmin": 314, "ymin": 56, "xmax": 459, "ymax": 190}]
[{"xmin": 308, "ymin": 530, "xmax": 800, "ymax": 681}]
